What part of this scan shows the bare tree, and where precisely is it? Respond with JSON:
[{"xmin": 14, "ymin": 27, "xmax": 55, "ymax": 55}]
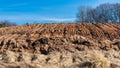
[
  {"xmin": 76, "ymin": 3, "xmax": 120, "ymax": 23},
  {"xmin": 114, "ymin": 3, "xmax": 120, "ymax": 23},
  {"xmin": 76, "ymin": 6, "xmax": 88, "ymax": 22}
]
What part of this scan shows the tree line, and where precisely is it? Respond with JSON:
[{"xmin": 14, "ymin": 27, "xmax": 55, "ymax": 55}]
[
  {"xmin": 0, "ymin": 21, "xmax": 16, "ymax": 28},
  {"xmin": 76, "ymin": 3, "xmax": 120, "ymax": 23}
]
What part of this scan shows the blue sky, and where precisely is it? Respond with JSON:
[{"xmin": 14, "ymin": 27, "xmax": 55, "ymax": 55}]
[{"xmin": 0, "ymin": 0, "xmax": 120, "ymax": 25}]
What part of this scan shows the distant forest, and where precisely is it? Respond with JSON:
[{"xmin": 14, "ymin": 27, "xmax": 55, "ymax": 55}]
[
  {"xmin": 77, "ymin": 3, "xmax": 120, "ymax": 23},
  {"xmin": 0, "ymin": 21, "xmax": 16, "ymax": 27}
]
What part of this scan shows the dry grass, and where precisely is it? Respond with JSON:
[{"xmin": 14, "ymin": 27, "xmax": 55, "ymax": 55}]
[{"xmin": 0, "ymin": 50, "xmax": 119, "ymax": 68}]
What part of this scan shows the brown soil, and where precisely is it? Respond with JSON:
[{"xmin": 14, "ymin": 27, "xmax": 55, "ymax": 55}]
[
  {"xmin": 0, "ymin": 23, "xmax": 120, "ymax": 68},
  {"xmin": 0, "ymin": 23, "xmax": 119, "ymax": 54}
]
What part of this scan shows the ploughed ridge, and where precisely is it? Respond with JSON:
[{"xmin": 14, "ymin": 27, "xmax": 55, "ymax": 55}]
[
  {"xmin": 0, "ymin": 23, "xmax": 120, "ymax": 68},
  {"xmin": 0, "ymin": 23, "xmax": 120, "ymax": 54}
]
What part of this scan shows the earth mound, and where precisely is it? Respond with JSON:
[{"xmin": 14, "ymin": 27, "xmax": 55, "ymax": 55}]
[{"xmin": 0, "ymin": 23, "xmax": 119, "ymax": 68}]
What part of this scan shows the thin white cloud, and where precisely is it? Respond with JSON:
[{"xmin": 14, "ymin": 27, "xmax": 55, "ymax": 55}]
[
  {"xmin": 39, "ymin": 7, "xmax": 52, "ymax": 10},
  {"xmin": 0, "ymin": 3, "xmax": 28, "ymax": 9},
  {"xmin": 0, "ymin": 3, "xmax": 28, "ymax": 12},
  {"xmin": 97, "ymin": 0, "xmax": 120, "ymax": 5},
  {"xmin": 0, "ymin": 15, "xmax": 75, "ymax": 23},
  {"xmin": 92, "ymin": 0, "xmax": 120, "ymax": 7},
  {"xmin": 42, "ymin": 18, "xmax": 75, "ymax": 22},
  {"xmin": 9, "ymin": 3, "xmax": 28, "ymax": 7}
]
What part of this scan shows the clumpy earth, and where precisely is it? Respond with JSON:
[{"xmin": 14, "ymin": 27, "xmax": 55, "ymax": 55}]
[{"xmin": 0, "ymin": 23, "xmax": 119, "ymax": 68}]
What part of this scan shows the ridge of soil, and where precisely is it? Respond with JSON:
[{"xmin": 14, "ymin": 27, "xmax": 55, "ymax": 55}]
[
  {"xmin": 0, "ymin": 23, "xmax": 120, "ymax": 68},
  {"xmin": 0, "ymin": 23, "xmax": 120, "ymax": 54}
]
